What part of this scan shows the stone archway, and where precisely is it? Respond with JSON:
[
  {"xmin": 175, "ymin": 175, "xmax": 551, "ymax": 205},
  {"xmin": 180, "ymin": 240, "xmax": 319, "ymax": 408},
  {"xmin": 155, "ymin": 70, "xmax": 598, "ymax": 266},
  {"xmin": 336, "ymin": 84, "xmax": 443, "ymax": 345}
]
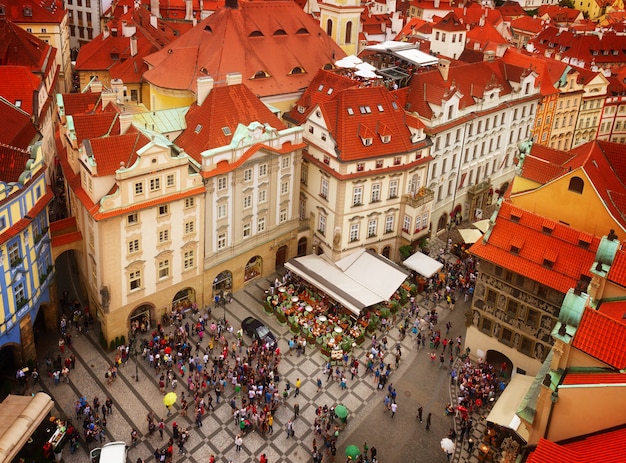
[
  {"xmin": 382, "ymin": 246, "xmax": 391, "ymax": 259},
  {"xmin": 0, "ymin": 343, "xmax": 22, "ymax": 389},
  {"xmin": 172, "ymin": 287, "xmax": 196, "ymax": 311},
  {"xmin": 275, "ymin": 245, "xmax": 288, "ymax": 269},
  {"xmin": 213, "ymin": 270, "xmax": 233, "ymax": 297},
  {"xmin": 244, "ymin": 256, "xmax": 262, "ymax": 282},
  {"xmin": 297, "ymin": 237, "xmax": 307, "ymax": 257},
  {"xmin": 437, "ymin": 213, "xmax": 448, "ymax": 232},
  {"xmin": 129, "ymin": 303, "xmax": 154, "ymax": 336},
  {"xmin": 485, "ymin": 349, "xmax": 513, "ymax": 379}
]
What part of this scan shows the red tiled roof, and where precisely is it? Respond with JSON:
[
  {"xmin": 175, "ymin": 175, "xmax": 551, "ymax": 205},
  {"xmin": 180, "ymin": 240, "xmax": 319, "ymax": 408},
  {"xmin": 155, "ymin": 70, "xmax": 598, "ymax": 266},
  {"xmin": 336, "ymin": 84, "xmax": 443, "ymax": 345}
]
[
  {"xmin": 395, "ymin": 17, "xmax": 431, "ymax": 40},
  {"xmin": 0, "ymin": 185, "xmax": 53, "ymax": 246},
  {"xmin": 470, "ymin": 201, "xmax": 600, "ymax": 293},
  {"xmin": 572, "ymin": 307, "xmax": 626, "ymax": 369},
  {"xmin": 596, "ymin": 299, "xmax": 626, "ymax": 322},
  {"xmin": 284, "ymin": 69, "xmax": 359, "ymax": 125},
  {"xmin": 72, "ymin": 111, "xmax": 120, "ymax": 146},
  {"xmin": 502, "ymin": 48, "xmax": 568, "ymax": 96},
  {"xmin": 537, "ymin": 5, "xmax": 583, "ymax": 23},
  {"xmin": 85, "ymin": 128, "xmax": 150, "ymax": 176},
  {"xmin": 0, "ymin": 65, "xmax": 41, "ymax": 115},
  {"xmin": 562, "ymin": 371, "xmax": 626, "ymax": 385},
  {"xmin": 608, "ymin": 248, "xmax": 626, "ymax": 288},
  {"xmin": 143, "ymin": 0, "xmax": 345, "ymax": 99},
  {"xmin": 175, "ymin": 82, "xmax": 287, "ymax": 163},
  {"xmin": 60, "ymin": 91, "xmax": 102, "ymax": 116},
  {"xmin": 0, "ymin": 0, "xmax": 66, "ymax": 23},
  {"xmin": 0, "ymin": 17, "xmax": 55, "ymax": 76},
  {"xmin": 510, "ymin": 16, "xmax": 545, "ymax": 34},
  {"xmin": 528, "ymin": 429, "xmax": 626, "ymax": 463},
  {"xmin": 452, "ymin": 4, "xmax": 504, "ymax": 28},
  {"xmin": 432, "ymin": 12, "xmax": 465, "ymax": 32},
  {"xmin": 0, "ymin": 143, "xmax": 31, "ymax": 182},
  {"xmin": 466, "ymin": 22, "xmax": 509, "ymax": 50},
  {"xmin": 496, "ymin": 0, "xmax": 525, "ymax": 19},
  {"xmin": 0, "ymin": 97, "xmax": 38, "ymax": 148},
  {"xmin": 318, "ymin": 85, "xmax": 427, "ymax": 162}
]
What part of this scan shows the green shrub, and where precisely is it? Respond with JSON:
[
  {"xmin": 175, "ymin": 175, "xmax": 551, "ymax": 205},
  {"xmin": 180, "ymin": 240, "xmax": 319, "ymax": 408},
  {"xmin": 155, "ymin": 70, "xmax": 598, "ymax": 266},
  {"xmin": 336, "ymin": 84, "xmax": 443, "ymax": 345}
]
[{"xmin": 109, "ymin": 340, "xmax": 116, "ymax": 351}]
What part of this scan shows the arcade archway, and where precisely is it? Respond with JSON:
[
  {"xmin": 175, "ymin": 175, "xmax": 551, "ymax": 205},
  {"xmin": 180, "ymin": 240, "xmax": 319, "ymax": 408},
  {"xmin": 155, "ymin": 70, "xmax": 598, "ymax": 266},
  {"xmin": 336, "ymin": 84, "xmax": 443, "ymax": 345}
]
[
  {"xmin": 244, "ymin": 256, "xmax": 262, "ymax": 282},
  {"xmin": 275, "ymin": 245, "xmax": 288, "ymax": 269},
  {"xmin": 485, "ymin": 349, "xmax": 513, "ymax": 379},
  {"xmin": 297, "ymin": 238, "xmax": 307, "ymax": 257},
  {"xmin": 172, "ymin": 287, "xmax": 196, "ymax": 311},
  {"xmin": 213, "ymin": 270, "xmax": 233, "ymax": 297},
  {"xmin": 437, "ymin": 213, "xmax": 448, "ymax": 232},
  {"xmin": 382, "ymin": 246, "xmax": 391, "ymax": 259},
  {"xmin": 129, "ymin": 303, "xmax": 154, "ymax": 336}
]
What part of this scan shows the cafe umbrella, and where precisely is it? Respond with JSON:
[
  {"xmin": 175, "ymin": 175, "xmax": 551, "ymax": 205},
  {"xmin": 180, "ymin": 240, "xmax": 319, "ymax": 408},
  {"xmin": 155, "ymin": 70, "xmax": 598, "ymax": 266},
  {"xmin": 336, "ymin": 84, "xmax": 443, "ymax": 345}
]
[{"xmin": 345, "ymin": 445, "xmax": 361, "ymax": 459}]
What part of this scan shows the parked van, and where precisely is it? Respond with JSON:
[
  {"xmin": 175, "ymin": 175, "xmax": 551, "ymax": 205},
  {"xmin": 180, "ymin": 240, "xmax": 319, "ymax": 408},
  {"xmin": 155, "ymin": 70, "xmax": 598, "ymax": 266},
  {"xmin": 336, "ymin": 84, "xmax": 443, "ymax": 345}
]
[{"xmin": 90, "ymin": 441, "xmax": 128, "ymax": 463}]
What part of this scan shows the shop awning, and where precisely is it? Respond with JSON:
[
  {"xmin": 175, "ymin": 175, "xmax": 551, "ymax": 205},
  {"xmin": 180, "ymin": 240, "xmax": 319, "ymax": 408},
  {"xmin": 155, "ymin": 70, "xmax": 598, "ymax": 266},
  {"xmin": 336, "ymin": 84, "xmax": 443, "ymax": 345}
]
[
  {"xmin": 487, "ymin": 374, "xmax": 534, "ymax": 442},
  {"xmin": 403, "ymin": 252, "xmax": 443, "ymax": 278},
  {"xmin": 285, "ymin": 249, "xmax": 409, "ymax": 316},
  {"xmin": 458, "ymin": 228, "xmax": 484, "ymax": 244},
  {"xmin": 0, "ymin": 393, "xmax": 55, "ymax": 462},
  {"xmin": 473, "ymin": 219, "xmax": 491, "ymax": 233}
]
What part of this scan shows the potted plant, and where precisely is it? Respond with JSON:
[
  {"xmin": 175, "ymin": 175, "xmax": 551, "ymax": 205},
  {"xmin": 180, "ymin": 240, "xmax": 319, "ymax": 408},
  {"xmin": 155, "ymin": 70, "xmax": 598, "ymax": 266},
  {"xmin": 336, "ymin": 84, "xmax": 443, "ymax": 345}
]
[
  {"xmin": 275, "ymin": 310, "xmax": 287, "ymax": 326},
  {"xmin": 290, "ymin": 321, "xmax": 300, "ymax": 335}
]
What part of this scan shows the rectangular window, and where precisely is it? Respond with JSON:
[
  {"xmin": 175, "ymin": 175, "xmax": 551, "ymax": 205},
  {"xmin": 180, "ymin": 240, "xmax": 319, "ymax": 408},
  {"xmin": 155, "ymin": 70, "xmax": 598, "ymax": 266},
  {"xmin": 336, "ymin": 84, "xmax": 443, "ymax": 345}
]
[
  {"xmin": 244, "ymin": 168, "xmax": 252, "ymax": 182},
  {"xmin": 389, "ymin": 180, "xmax": 398, "ymax": 198},
  {"xmin": 349, "ymin": 224, "xmax": 359, "ymax": 242},
  {"xmin": 14, "ymin": 282, "xmax": 25, "ymax": 305},
  {"xmin": 480, "ymin": 317, "xmax": 492, "ymax": 335},
  {"xmin": 279, "ymin": 208, "xmax": 287, "ymax": 223},
  {"xmin": 282, "ymin": 156, "xmax": 289, "ymax": 169},
  {"xmin": 318, "ymin": 214, "xmax": 327, "ymax": 235},
  {"xmin": 501, "ymin": 327, "xmax": 513, "ymax": 346},
  {"xmin": 243, "ymin": 223, "xmax": 251, "ymax": 238},
  {"xmin": 185, "ymin": 220, "xmax": 194, "ymax": 234},
  {"xmin": 526, "ymin": 308, "xmax": 539, "ymax": 327},
  {"xmin": 158, "ymin": 229, "xmax": 169, "ymax": 243},
  {"xmin": 367, "ymin": 219, "xmax": 377, "ymax": 238},
  {"xmin": 371, "ymin": 184, "xmax": 381, "ymax": 202},
  {"xmin": 127, "ymin": 213, "xmax": 138, "ymax": 225},
  {"xmin": 217, "ymin": 176, "xmax": 227, "ymax": 191},
  {"xmin": 258, "ymin": 217, "xmax": 266, "ymax": 232},
  {"xmin": 403, "ymin": 215, "xmax": 411, "ymax": 232},
  {"xmin": 300, "ymin": 164, "xmax": 308, "ymax": 185},
  {"xmin": 158, "ymin": 204, "xmax": 169, "ymax": 216},
  {"xmin": 258, "ymin": 189, "xmax": 267, "ymax": 204},
  {"xmin": 9, "ymin": 242, "xmax": 20, "ymax": 266},
  {"xmin": 217, "ymin": 204, "xmax": 227, "ymax": 219},
  {"xmin": 520, "ymin": 337, "xmax": 533, "ymax": 355},
  {"xmin": 243, "ymin": 195, "xmax": 252, "ymax": 209},
  {"xmin": 150, "ymin": 178, "xmax": 161, "ymax": 191},
  {"xmin": 135, "ymin": 182, "xmax": 143, "ymax": 195},
  {"xmin": 281, "ymin": 181, "xmax": 289, "ymax": 195},
  {"xmin": 183, "ymin": 250, "xmax": 195, "ymax": 269},
  {"xmin": 166, "ymin": 174, "xmax": 175, "ymax": 187},
  {"xmin": 320, "ymin": 177, "xmax": 329, "ymax": 200},
  {"xmin": 259, "ymin": 164, "xmax": 267, "ymax": 177},
  {"xmin": 353, "ymin": 186, "xmax": 363, "ymax": 206},
  {"xmin": 385, "ymin": 215, "xmax": 394, "ymax": 233},
  {"xmin": 128, "ymin": 239, "xmax": 139, "ymax": 253},
  {"xmin": 129, "ymin": 270, "xmax": 141, "ymax": 291},
  {"xmin": 185, "ymin": 197, "xmax": 195, "ymax": 208},
  {"xmin": 158, "ymin": 260, "xmax": 170, "ymax": 279},
  {"xmin": 507, "ymin": 300, "xmax": 518, "ymax": 318},
  {"xmin": 217, "ymin": 233, "xmax": 226, "ymax": 250}
]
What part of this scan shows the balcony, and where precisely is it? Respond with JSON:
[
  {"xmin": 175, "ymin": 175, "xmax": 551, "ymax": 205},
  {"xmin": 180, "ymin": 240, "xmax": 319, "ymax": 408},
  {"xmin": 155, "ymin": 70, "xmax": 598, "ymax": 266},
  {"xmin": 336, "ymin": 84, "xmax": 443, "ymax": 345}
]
[{"xmin": 403, "ymin": 187, "xmax": 434, "ymax": 208}]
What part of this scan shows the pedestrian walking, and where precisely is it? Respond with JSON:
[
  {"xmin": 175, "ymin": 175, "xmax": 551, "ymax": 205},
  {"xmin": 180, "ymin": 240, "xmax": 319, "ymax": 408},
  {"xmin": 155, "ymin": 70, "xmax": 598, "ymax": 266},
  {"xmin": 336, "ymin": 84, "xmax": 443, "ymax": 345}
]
[
  {"xmin": 294, "ymin": 402, "xmax": 300, "ymax": 419},
  {"xmin": 468, "ymin": 437, "xmax": 475, "ymax": 454},
  {"xmin": 390, "ymin": 402, "xmax": 398, "ymax": 418},
  {"xmin": 158, "ymin": 420, "xmax": 164, "ymax": 439},
  {"xmin": 286, "ymin": 420, "xmax": 294, "ymax": 438},
  {"xmin": 430, "ymin": 352, "xmax": 436, "ymax": 365},
  {"xmin": 439, "ymin": 353, "xmax": 445, "ymax": 369},
  {"xmin": 130, "ymin": 429, "xmax": 138, "ymax": 446},
  {"xmin": 426, "ymin": 412, "xmax": 432, "ymax": 431},
  {"xmin": 295, "ymin": 377, "xmax": 301, "ymax": 396},
  {"xmin": 417, "ymin": 406, "xmax": 423, "ymax": 422},
  {"xmin": 316, "ymin": 377, "xmax": 322, "ymax": 392},
  {"xmin": 235, "ymin": 434, "xmax": 243, "ymax": 452}
]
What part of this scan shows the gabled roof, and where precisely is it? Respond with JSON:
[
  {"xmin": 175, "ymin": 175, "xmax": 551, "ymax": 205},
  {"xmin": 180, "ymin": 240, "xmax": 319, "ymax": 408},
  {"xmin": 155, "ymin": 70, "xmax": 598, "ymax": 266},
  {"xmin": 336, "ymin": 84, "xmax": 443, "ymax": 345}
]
[
  {"xmin": 0, "ymin": 0, "xmax": 66, "ymax": 24},
  {"xmin": 143, "ymin": 0, "xmax": 345, "ymax": 99},
  {"xmin": 519, "ymin": 144, "xmax": 577, "ymax": 184},
  {"xmin": 470, "ymin": 201, "xmax": 600, "ymax": 294},
  {"xmin": 0, "ymin": 143, "xmax": 31, "ymax": 182},
  {"xmin": 0, "ymin": 65, "xmax": 41, "ymax": 115},
  {"xmin": 84, "ymin": 128, "xmax": 150, "ymax": 176},
  {"xmin": 465, "ymin": 22, "xmax": 509, "ymax": 51},
  {"xmin": 0, "ymin": 17, "xmax": 56, "ymax": 77},
  {"xmin": 510, "ymin": 15, "xmax": 546, "ymax": 34},
  {"xmin": 496, "ymin": 1, "xmax": 526, "ymax": 20},
  {"xmin": 317, "ymin": 85, "xmax": 428, "ymax": 162},
  {"xmin": 572, "ymin": 306, "xmax": 626, "ymax": 369},
  {"xmin": 405, "ymin": 60, "xmax": 529, "ymax": 119},
  {"xmin": 72, "ymin": 111, "xmax": 120, "ymax": 146},
  {"xmin": 502, "ymin": 48, "xmax": 568, "ymax": 96},
  {"xmin": 452, "ymin": 4, "xmax": 504, "ymax": 28},
  {"xmin": 537, "ymin": 5, "xmax": 583, "ymax": 24},
  {"xmin": 60, "ymin": 91, "xmax": 102, "ymax": 116},
  {"xmin": 0, "ymin": 97, "xmax": 38, "ymax": 149},
  {"xmin": 395, "ymin": 17, "xmax": 431, "ymax": 41},
  {"xmin": 175, "ymin": 82, "xmax": 287, "ymax": 163},
  {"xmin": 527, "ymin": 427, "xmax": 626, "ymax": 463},
  {"xmin": 432, "ymin": 11, "xmax": 465, "ymax": 32},
  {"xmin": 607, "ymin": 248, "xmax": 626, "ymax": 288},
  {"xmin": 283, "ymin": 69, "xmax": 359, "ymax": 125}
]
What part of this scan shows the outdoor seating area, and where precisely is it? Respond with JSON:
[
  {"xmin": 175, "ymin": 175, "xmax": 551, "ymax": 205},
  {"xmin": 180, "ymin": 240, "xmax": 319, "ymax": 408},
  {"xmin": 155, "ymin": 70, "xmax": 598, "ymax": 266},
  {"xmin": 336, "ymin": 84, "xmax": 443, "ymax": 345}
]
[{"xmin": 263, "ymin": 275, "xmax": 413, "ymax": 359}]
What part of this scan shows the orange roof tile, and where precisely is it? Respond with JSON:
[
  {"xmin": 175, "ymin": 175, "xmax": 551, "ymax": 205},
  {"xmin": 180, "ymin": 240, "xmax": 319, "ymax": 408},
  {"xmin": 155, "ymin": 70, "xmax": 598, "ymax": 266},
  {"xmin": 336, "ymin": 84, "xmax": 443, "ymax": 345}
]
[
  {"xmin": 0, "ymin": 17, "xmax": 55, "ymax": 76},
  {"xmin": 572, "ymin": 307, "xmax": 626, "ymax": 369},
  {"xmin": 143, "ymin": 0, "xmax": 345, "ymax": 99},
  {"xmin": 562, "ymin": 372, "xmax": 626, "ymax": 385},
  {"xmin": 0, "ymin": 97, "xmax": 38, "ymax": 148},
  {"xmin": 432, "ymin": 12, "xmax": 466, "ymax": 32},
  {"xmin": 72, "ymin": 111, "xmax": 120, "ymax": 146},
  {"xmin": 528, "ymin": 427, "xmax": 626, "ymax": 463},
  {"xmin": 0, "ymin": 143, "xmax": 31, "ymax": 182},
  {"xmin": 84, "ymin": 128, "xmax": 150, "ymax": 176},
  {"xmin": 60, "ymin": 91, "xmax": 102, "ymax": 115},
  {"xmin": 1, "ymin": 0, "xmax": 66, "ymax": 24},
  {"xmin": 608, "ymin": 248, "xmax": 626, "ymax": 287},
  {"xmin": 470, "ymin": 201, "xmax": 600, "ymax": 293},
  {"xmin": 175, "ymin": 82, "xmax": 287, "ymax": 163},
  {"xmin": 318, "ymin": 85, "xmax": 428, "ymax": 162},
  {"xmin": 0, "ymin": 65, "xmax": 41, "ymax": 115}
]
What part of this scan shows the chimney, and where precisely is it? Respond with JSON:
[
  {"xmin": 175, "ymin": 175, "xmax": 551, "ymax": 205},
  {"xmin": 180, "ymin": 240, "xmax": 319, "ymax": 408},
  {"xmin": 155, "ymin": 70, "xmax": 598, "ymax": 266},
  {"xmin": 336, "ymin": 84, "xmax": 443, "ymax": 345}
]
[
  {"xmin": 130, "ymin": 35, "xmax": 137, "ymax": 56},
  {"xmin": 479, "ymin": 15, "xmax": 485, "ymax": 27},
  {"xmin": 111, "ymin": 78, "xmax": 124, "ymax": 100},
  {"xmin": 119, "ymin": 112, "xmax": 133, "ymax": 134},
  {"xmin": 438, "ymin": 58, "xmax": 450, "ymax": 81},
  {"xmin": 185, "ymin": 0, "xmax": 192, "ymax": 20},
  {"xmin": 91, "ymin": 79, "xmax": 103, "ymax": 93},
  {"xmin": 434, "ymin": 0, "xmax": 439, "ymax": 7},
  {"xmin": 123, "ymin": 4, "xmax": 128, "ymax": 13},
  {"xmin": 103, "ymin": 27, "xmax": 110, "ymax": 39},
  {"xmin": 226, "ymin": 72, "xmax": 243, "ymax": 86},
  {"xmin": 150, "ymin": 14, "xmax": 157, "ymax": 28},
  {"xmin": 196, "ymin": 76, "xmax": 214, "ymax": 106},
  {"xmin": 150, "ymin": 0, "xmax": 160, "ymax": 17},
  {"xmin": 101, "ymin": 90, "xmax": 116, "ymax": 109},
  {"xmin": 225, "ymin": 0, "xmax": 238, "ymax": 9}
]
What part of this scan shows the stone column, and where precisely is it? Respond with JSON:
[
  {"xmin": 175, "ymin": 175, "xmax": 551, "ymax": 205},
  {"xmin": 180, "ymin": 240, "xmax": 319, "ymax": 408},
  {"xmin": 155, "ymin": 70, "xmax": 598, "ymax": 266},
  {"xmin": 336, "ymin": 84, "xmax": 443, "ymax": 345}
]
[{"xmin": 19, "ymin": 313, "xmax": 36, "ymax": 364}]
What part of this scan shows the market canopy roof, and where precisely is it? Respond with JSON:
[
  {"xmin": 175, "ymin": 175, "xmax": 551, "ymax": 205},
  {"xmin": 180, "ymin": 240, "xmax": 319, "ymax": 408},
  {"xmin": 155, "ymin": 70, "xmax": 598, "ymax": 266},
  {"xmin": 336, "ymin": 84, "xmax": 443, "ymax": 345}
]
[
  {"xmin": 363, "ymin": 41, "xmax": 438, "ymax": 67},
  {"xmin": 285, "ymin": 249, "xmax": 409, "ymax": 315},
  {"xmin": 487, "ymin": 374, "xmax": 534, "ymax": 442},
  {"xmin": 473, "ymin": 219, "xmax": 491, "ymax": 233},
  {"xmin": 458, "ymin": 228, "xmax": 484, "ymax": 244},
  {"xmin": 403, "ymin": 252, "xmax": 443, "ymax": 278}
]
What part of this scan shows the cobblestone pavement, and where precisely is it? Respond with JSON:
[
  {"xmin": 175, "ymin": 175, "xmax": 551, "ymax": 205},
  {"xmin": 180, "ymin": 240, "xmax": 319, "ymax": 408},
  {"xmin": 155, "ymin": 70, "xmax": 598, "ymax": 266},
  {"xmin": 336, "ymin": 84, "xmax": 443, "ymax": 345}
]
[{"xmin": 33, "ymin": 236, "xmax": 484, "ymax": 463}]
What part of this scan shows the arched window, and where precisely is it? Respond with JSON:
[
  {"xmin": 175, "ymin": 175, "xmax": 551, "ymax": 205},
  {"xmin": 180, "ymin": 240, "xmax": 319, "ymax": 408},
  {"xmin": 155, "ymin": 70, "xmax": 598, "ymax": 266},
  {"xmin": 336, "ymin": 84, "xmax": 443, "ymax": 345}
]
[
  {"xmin": 326, "ymin": 18, "xmax": 333, "ymax": 37},
  {"xmin": 568, "ymin": 176, "xmax": 584, "ymax": 194},
  {"xmin": 345, "ymin": 21, "xmax": 352, "ymax": 44}
]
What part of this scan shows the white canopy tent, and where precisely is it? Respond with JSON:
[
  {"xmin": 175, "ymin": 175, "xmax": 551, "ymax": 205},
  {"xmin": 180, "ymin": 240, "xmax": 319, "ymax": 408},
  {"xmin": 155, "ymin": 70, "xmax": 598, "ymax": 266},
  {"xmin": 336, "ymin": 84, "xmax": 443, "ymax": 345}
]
[
  {"xmin": 363, "ymin": 42, "xmax": 439, "ymax": 68},
  {"xmin": 284, "ymin": 249, "xmax": 409, "ymax": 316},
  {"xmin": 458, "ymin": 228, "xmax": 483, "ymax": 244},
  {"xmin": 486, "ymin": 374, "xmax": 533, "ymax": 442},
  {"xmin": 403, "ymin": 252, "xmax": 443, "ymax": 278},
  {"xmin": 473, "ymin": 219, "xmax": 491, "ymax": 233}
]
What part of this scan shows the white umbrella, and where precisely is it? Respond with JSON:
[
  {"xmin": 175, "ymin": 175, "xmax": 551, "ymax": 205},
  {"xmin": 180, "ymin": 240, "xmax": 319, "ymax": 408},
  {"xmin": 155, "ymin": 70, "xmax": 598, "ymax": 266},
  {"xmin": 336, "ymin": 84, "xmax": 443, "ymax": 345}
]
[
  {"xmin": 473, "ymin": 219, "xmax": 491, "ymax": 233},
  {"xmin": 458, "ymin": 228, "xmax": 483, "ymax": 244},
  {"xmin": 335, "ymin": 58, "xmax": 357, "ymax": 69},
  {"xmin": 355, "ymin": 62, "xmax": 377, "ymax": 71},
  {"xmin": 355, "ymin": 69, "xmax": 381, "ymax": 79},
  {"xmin": 344, "ymin": 54, "xmax": 363, "ymax": 65},
  {"xmin": 440, "ymin": 438, "xmax": 455, "ymax": 454}
]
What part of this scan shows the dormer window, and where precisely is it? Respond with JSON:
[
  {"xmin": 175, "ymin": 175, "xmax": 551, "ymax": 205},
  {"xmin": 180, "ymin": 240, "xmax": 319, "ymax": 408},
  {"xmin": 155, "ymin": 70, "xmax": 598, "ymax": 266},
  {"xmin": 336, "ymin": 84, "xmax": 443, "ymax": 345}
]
[
  {"xmin": 357, "ymin": 162, "xmax": 365, "ymax": 171},
  {"xmin": 380, "ymin": 135, "xmax": 391, "ymax": 143},
  {"xmin": 111, "ymin": 52, "xmax": 120, "ymax": 60},
  {"xmin": 249, "ymin": 30, "xmax": 263, "ymax": 37},
  {"xmin": 290, "ymin": 67, "xmax": 305, "ymax": 75},
  {"xmin": 0, "ymin": 5, "xmax": 5, "ymax": 15},
  {"xmin": 347, "ymin": 107, "xmax": 354, "ymax": 115},
  {"xmin": 361, "ymin": 137, "xmax": 373, "ymax": 146},
  {"xmin": 23, "ymin": 6, "xmax": 32, "ymax": 16},
  {"xmin": 273, "ymin": 29, "xmax": 287, "ymax": 36},
  {"xmin": 297, "ymin": 105, "xmax": 306, "ymax": 114},
  {"xmin": 252, "ymin": 70, "xmax": 270, "ymax": 79},
  {"xmin": 296, "ymin": 27, "xmax": 309, "ymax": 34},
  {"xmin": 543, "ymin": 258, "xmax": 554, "ymax": 269},
  {"xmin": 510, "ymin": 245, "xmax": 520, "ymax": 255}
]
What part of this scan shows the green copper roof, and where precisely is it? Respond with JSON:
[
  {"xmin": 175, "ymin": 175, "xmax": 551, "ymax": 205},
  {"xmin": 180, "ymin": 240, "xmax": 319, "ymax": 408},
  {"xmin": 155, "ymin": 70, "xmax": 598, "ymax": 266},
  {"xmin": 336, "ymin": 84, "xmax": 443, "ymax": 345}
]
[
  {"xmin": 517, "ymin": 350, "xmax": 555, "ymax": 424},
  {"xmin": 558, "ymin": 288, "xmax": 588, "ymax": 328},
  {"xmin": 592, "ymin": 234, "xmax": 620, "ymax": 277}
]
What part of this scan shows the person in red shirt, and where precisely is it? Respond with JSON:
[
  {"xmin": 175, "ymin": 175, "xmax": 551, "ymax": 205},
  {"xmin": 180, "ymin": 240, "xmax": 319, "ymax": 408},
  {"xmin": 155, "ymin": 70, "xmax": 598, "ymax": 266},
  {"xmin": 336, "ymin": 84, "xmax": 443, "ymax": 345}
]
[{"xmin": 260, "ymin": 454, "xmax": 268, "ymax": 463}]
